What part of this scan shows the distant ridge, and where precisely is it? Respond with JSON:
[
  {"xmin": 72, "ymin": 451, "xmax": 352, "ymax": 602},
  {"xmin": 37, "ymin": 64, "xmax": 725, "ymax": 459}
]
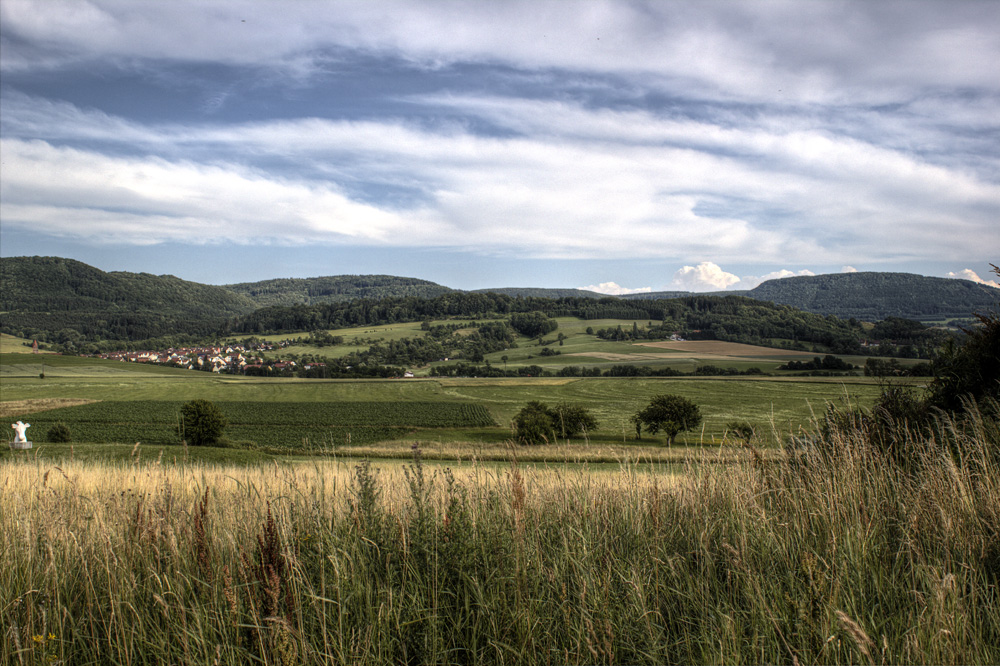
[
  {"xmin": 0, "ymin": 256, "xmax": 258, "ymax": 341},
  {"xmin": 744, "ymin": 272, "xmax": 998, "ymax": 321},
  {"xmin": 3, "ymin": 256, "xmax": 996, "ymax": 345},
  {"xmin": 225, "ymin": 275, "xmax": 453, "ymax": 308},
  {"xmin": 622, "ymin": 290, "xmax": 734, "ymax": 300},
  {"xmin": 472, "ymin": 287, "xmax": 605, "ymax": 299}
]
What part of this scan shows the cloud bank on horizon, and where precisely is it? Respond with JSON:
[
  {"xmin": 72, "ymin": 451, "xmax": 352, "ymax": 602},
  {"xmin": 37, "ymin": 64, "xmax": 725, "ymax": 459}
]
[{"xmin": 0, "ymin": 0, "xmax": 997, "ymax": 288}]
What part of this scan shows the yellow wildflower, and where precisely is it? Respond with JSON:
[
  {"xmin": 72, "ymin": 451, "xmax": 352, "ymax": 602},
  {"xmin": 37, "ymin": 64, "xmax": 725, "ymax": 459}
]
[{"xmin": 33, "ymin": 635, "xmax": 44, "ymax": 643}]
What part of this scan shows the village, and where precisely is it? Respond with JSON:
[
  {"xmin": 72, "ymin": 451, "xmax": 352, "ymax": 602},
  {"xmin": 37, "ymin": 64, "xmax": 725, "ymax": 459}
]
[{"xmin": 94, "ymin": 340, "xmax": 325, "ymax": 375}]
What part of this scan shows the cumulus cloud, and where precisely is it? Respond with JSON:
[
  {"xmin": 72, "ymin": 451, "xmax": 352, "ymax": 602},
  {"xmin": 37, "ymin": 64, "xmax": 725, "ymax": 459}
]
[
  {"xmin": 841, "ymin": 265, "xmax": 858, "ymax": 273},
  {"xmin": 947, "ymin": 269, "xmax": 1000, "ymax": 288},
  {"xmin": 578, "ymin": 282, "xmax": 652, "ymax": 296},
  {"xmin": 736, "ymin": 269, "xmax": 816, "ymax": 290},
  {"xmin": 669, "ymin": 262, "xmax": 741, "ymax": 292},
  {"xmin": 665, "ymin": 263, "xmax": 821, "ymax": 292}
]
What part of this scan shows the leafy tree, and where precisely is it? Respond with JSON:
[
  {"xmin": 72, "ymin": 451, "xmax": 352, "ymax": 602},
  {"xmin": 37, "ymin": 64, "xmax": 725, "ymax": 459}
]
[
  {"xmin": 634, "ymin": 394, "xmax": 702, "ymax": 445},
  {"xmin": 180, "ymin": 399, "xmax": 227, "ymax": 446}
]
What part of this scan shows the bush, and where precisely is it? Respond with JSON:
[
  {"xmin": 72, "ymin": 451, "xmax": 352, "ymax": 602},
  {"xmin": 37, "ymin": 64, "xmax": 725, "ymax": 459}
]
[
  {"xmin": 47, "ymin": 423, "xmax": 72, "ymax": 443},
  {"xmin": 179, "ymin": 399, "xmax": 227, "ymax": 446},
  {"xmin": 726, "ymin": 421, "xmax": 756, "ymax": 445}
]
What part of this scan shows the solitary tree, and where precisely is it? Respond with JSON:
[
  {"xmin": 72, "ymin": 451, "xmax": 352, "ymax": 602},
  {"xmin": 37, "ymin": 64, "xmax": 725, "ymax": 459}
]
[
  {"xmin": 180, "ymin": 399, "xmax": 227, "ymax": 446},
  {"xmin": 634, "ymin": 394, "xmax": 702, "ymax": 445}
]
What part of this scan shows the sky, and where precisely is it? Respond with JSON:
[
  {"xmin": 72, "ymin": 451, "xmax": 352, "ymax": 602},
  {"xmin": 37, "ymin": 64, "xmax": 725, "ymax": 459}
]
[{"xmin": 1, "ymin": 1, "xmax": 998, "ymax": 293}]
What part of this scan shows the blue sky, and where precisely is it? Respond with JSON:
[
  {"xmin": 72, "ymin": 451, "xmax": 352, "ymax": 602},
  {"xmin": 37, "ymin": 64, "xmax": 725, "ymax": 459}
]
[{"xmin": 1, "ymin": 1, "xmax": 998, "ymax": 292}]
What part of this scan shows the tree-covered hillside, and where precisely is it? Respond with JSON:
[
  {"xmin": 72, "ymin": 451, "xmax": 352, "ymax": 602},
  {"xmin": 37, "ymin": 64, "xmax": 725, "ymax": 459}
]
[
  {"xmin": 745, "ymin": 272, "xmax": 998, "ymax": 320},
  {"xmin": 0, "ymin": 256, "xmax": 257, "ymax": 344},
  {"xmin": 472, "ymin": 287, "xmax": 605, "ymax": 299},
  {"xmin": 222, "ymin": 291, "xmax": 939, "ymax": 355},
  {"xmin": 225, "ymin": 275, "xmax": 453, "ymax": 308}
]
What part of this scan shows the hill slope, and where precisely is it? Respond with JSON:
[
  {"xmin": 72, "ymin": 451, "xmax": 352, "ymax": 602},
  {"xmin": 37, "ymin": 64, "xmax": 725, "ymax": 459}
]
[
  {"xmin": 744, "ymin": 272, "xmax": 998, "ymax": 321},
  {"xmin": 0, "ymin": 256, "xmax": 258, "ymax": 343},
  {"xmin": 472, "ymin": 287, "xmax": 605, "ymax": 299},
  {"xmin": 225, "ymin": 275, "xmax": 453, "ymax": 308}
]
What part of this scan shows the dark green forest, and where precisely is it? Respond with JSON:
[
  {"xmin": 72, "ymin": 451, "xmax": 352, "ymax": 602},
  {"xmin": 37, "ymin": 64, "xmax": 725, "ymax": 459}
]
[
  {"xmin": 742, "ymin": 271, "xmax": 998, "ymax": 320},
  {"xmin": 224, "ymin": 274, "xmax": 453, "ymax": 307}
]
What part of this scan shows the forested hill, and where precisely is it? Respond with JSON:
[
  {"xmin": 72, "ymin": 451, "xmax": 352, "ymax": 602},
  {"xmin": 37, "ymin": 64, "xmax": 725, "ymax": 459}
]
[
  {"xmin": 0, "ymin": 256, "xmax": 258, "ymax": 343},
  {"xmin": 223, "ymin": 291, "xmax": 926, "ymax": 356},
  {"xmin": 472, "ymin": 287, "xmax": 604, "ymax": 299},
  {"xmin": 744, "ymin": 272, "xmax": 999, "ymax": 321},
  {"xmin": 225, "ymin": 275, "xmax": 453, "ymax": 308}
]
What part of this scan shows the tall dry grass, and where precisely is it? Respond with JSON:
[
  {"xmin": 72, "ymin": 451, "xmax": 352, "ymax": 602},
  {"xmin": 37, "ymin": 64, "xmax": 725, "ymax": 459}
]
[{"xmin": 2, "ymin": 407, "xmax": 998, "ymax": 665}]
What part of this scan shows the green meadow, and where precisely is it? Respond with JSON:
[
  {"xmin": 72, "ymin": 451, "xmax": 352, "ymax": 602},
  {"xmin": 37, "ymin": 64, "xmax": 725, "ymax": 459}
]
[{"xmin": 2, "ymin": 349, "xmax": 898, "ymax": 463}]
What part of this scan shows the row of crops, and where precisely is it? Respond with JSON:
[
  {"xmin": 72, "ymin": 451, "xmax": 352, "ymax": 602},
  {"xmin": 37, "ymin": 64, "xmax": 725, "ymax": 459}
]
[{"xmin": 10, "ymin": 401, "xmax": 498, "ymax": 449}]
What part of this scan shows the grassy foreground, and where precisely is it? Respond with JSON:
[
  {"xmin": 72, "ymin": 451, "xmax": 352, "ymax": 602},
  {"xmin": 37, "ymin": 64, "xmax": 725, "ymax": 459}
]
[{"xmin": 3, "ymin": 412, "xmax": 999, "ymax": 665}]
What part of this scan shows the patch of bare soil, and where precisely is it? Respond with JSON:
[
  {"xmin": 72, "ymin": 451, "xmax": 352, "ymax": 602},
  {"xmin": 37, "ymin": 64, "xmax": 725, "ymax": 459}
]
[{"xmin": 0, "ymin": 398, "xmax": 98, "ymax": 418}]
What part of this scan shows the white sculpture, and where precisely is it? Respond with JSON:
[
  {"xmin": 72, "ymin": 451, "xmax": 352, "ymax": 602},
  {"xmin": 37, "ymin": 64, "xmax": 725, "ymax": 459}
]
[{"xmin": 12, "ymin": 421, "xmax": 31, "ymax": 443}]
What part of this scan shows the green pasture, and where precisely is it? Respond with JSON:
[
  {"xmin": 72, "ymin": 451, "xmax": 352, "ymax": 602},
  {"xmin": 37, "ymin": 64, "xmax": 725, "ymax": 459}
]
[
  {"xmin": 263, "ymin": 315, "xmax": 901, "ymax": 377},
  {"xmin": 0, "ymin": 333, "xmax": 48, "ymax": 354},
  {"xmin": 2, "ymin": 350, "xmax": 902, "ymax": 452}
]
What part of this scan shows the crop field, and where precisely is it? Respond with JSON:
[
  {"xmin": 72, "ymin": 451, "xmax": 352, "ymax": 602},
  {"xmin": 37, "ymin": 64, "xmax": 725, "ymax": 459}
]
[
  {"xmin": 7, "ymin": 400, "xmax": 497, "ymax": 450},
  {"xmin": 1, "ymin": 344, "xmax": 913, "ymax": 459},
  {"xmin": 2, "ymin": 370, "xmax": 895, "ymax": 456}
]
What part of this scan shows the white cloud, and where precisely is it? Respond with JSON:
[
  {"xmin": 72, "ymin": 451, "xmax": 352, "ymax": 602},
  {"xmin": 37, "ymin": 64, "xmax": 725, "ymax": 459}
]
[
  {"xmin": 0, "ymin": 138, "xmax": 439, "ymax": 246},
  {"xmin": 1, "ymin": 91, "xmax": 997, "ymax": 266},
  {"xmin": 670, "ymin": 262, "xmax": 741, "ymax": 292},
  {"xmin": 733, "ymin": 269, "xmax": 816, "ymax": 291},
  {"xmin": 842, "ymin": 265, "xmax": 858, "ymax": 273},
  {"xmin": 578, "ymin": 282, "xmax": 652, "ymax": 296},
  {"xmin": 3, "ymin": 1, "xmax": 998, "ymax": 106},
  {"xmin": 665, "ymin": 263, "xmax": 819, "ymax": 292},
  {"xmin": 947, "ymin": 269, "xmax": 1000, "ymax": 288}
]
